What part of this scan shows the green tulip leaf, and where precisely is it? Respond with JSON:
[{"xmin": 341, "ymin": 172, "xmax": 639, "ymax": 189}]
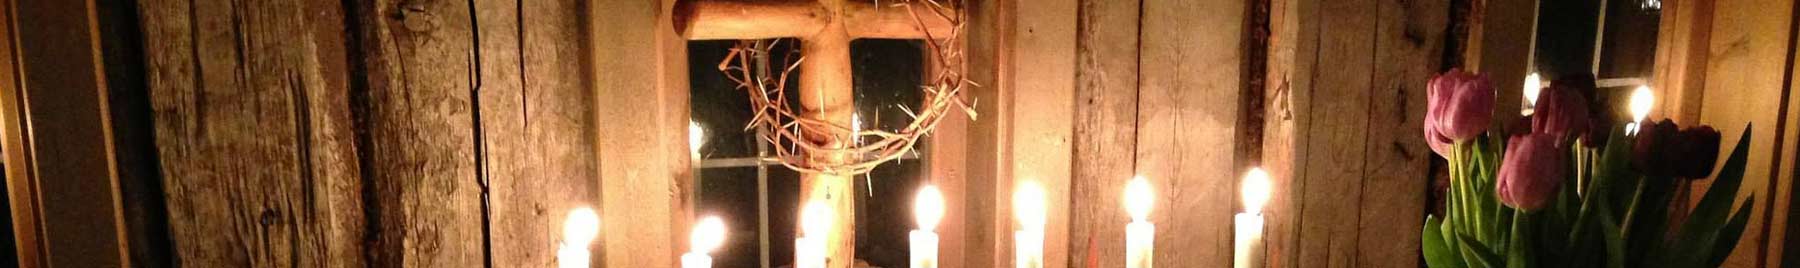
[
  {"xmin": 1424, "ymin": 216, "xmax": 1461, "ymax": 268},
  {"xmin": 1675, "ymin": 125, "xmax": 1752, "ymax": 258},
  {"xmin": 1595, "ymin": 203, "xmax": 1626, "ymax": 268},
  {"xmin": 1459, "ymin": 233, "xmax": 1504, "ymax": 268},
  {"xmin": 1706, "ymin": 197, "xmax": 1755, "ymax": 268}
]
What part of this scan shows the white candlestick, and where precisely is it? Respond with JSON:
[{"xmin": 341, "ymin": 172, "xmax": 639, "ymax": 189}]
[
  {"xmin": 1015, "ymin": 182, "xmax": 1047, "ymax": 268},
  {"xmin": 1124, "ymin": 176, "xmax": 1155, "ymax": 268},
  {"xmin": 798, "ymin": 201, "xmax": 831, "ymax": 268},
  {"xmin": 683, "ymin": 216, "xmax": 727, "ymax": 268},
  {"xmin": 1235, "ymin": 169, "xmax": 1272, "ymax": 268},
  {"xmin": 559, "ymin": 208, "xmax": 600, "ymax": 268},
  {"xmin": 913, "ymin": 185, "xmax": 945, "ymax": 268}
]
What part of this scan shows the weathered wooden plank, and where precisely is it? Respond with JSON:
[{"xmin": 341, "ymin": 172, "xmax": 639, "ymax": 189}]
[
  {"xmin": 138, "ymin": 0, "xmax": 365, "ymax": 266},
  {"xmin": 351, "ymin": 0, "xmax": 486, "ymax": 265},
  {"xmin": 594, "ymin": 0, "xmax": 693, "ymax": 267},
  {"xmin": 959, "ymin": 0, "xmax": 1007, "ymax": 266},
  {"xmin": 923, "ymin": 42, "xmax": 972, "ymax": 268},
  {"xmin": 1069, "ymin": 0, "xmax": 1139, "ymax": 266},
  {"xmin": 1008, "ymin": 0, "xmax": 1078, "ymax": 267},
  {"xmin": 1289, "ymin": 0, "xmax": 1379, "ymax": 266},
  {"xmin": 1650, "ymin": 0, "xmax": 1712, "ymax": 124},
  {"xmin": 1262, "ymin": 0, "xmax": 1302, "ymax": 266},
  {"xmin": 1357, "ymin": 0, "xmax": 1445, "ymax": 266},
  {"xmin": 475, "ymin": 0, "xmax": 599, "ymax": 266},
  {"xmin": 1136, "ymin": 0, "xmax": 1245, "ymax": 266},
  {"xmin": 1696, "ymin": 0, "xmax": 1796, "ymax": 266}
]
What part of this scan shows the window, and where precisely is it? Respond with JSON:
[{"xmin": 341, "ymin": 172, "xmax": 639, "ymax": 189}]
[{"xmin": 688, "ymin": 39, "xmax": 933, "ymax": 268}]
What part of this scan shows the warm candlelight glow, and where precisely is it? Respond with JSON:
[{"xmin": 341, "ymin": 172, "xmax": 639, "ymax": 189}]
[
  {"xmin": 565, "ymin": 207, "xmax": 600, "ymax": 245},
  {"xmin": 1523, "ymin": 73, "xmax": 1544, "ymax": 106},
  {"xmin": 1242, "ymin": 169, "xmax": 1272, "ymax": 214},
  {"xmin": 689, "ymin": 120, "xmax": 706, "ymax": 156},
  {"xmin": 1124, "ymin": 176, "xmax": 1153, "ymax": 222},
  {"xmin": 1629, "ymin": 85, "xmax": 1654, "ymax": 123},
  {"xmin": 802, "ymin": 201, "xmax": 832, "ymax": 236},
  {"xmin": 1014, "ymin": 181, "xmax": 1047, "ymax": 229},
  {"xmin": 691, "ymin": 216, "xmax": 727, "ymax": 254},
  {"xmin": 916, "ymin": 185, "xmax": 945, "ymax": 232}
]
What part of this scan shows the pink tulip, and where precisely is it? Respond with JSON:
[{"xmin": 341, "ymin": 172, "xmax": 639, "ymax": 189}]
[
  {"xmin": 1497, "ymin": 133, "xmax": 1566, "ymax": 211},
  {"xmin": 1425, "ymin": 70, "xmax": 1496, "ymax": 157},
  {"xmin": 1531, "ymin": 84, "xmax": 1591, "ymax": 146}
]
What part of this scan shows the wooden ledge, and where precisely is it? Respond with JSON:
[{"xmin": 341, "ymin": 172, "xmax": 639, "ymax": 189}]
[{"xmin": 674, "ymin": 0, "xmax": 958, "ymax": 40}]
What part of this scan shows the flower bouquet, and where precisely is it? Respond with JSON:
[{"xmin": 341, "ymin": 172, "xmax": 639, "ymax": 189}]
[{"xmin": 1420, "ymin": 71, "xmax": 1755, "ymax": 268}]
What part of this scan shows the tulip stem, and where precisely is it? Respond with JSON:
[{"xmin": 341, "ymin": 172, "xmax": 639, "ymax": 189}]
[{"xmin": 1618, "ymin": 178, "xmax": 1649, "ymax": 243}]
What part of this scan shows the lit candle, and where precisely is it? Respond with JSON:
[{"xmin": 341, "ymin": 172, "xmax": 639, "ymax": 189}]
[
  {"xmin": 1627, "ymin": 85, "xmax": 1655, "ymax": 135},
  {"xmin": 682, "ymin": 216, "xmax": 728, "ymax": 268},
  {"xmin": 1234, "ymin": 169, "xmax": 1271, "ymax": 268},
  {"xmin": 559, "ymin": 207, "xmax": 600, "ymax": 268},
  {"xmin": 1523, "ymin": 73, "xmax": 1544, "ymax": 116},
  {"xmin": 1124, "ymin": 176, "xmax": 1155, "ymax": 268},
  {"xmin": 1015, "ymin": 181, "xmax": 1047, "ymax": 268},
  {"xmin": 912, "ymin": 185, "xmax": 945, "ymax": 268},
  {"xmin": 796, "ymin": 201, "xmax": 830, "ymax": 268}
]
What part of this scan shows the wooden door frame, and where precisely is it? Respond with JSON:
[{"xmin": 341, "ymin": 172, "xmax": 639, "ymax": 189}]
[{"xmin": 0, "ymin": 0, "xmax": 133, "ymax": 267}]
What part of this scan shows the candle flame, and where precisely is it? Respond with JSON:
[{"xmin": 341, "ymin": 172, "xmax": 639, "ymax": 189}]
[
  {"xmin": 916, "ymin": 185, "xmax": 946, "ymax": 232},
  {"xmin": 1629, "ymin": 85, "xmax": 1654, "ymax": 123},
  {"xmin": 1243, "ymin": 168, "xmax": 1272, "ymax": 214},
  {"xmin": 1124, "ymin": 176, "xmax": 1153, "ymax": 222},
  {"xmin": 689, "ymin": 120, "xmax": 706, "ymax": 157},
  {"xmin": 1014, "ymin": 181, "xmax": 1047, "ymax": 229},
  {"xmin": 802, "ymin": 201, "xmax": 832, "ymax": 237},
  {"xmin": 564, "ymin": 207, "xmax": 601, "ymax": 245},
  {"xmin": 690, "ymin": 216, "xmax": 727, "ymax": 254},
  {"xmin": 1524, "ymin": 73, "xmax": 1544, "ymax": 107}
]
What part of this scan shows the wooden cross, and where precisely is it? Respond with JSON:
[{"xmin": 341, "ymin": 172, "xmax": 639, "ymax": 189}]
[{"xmin": 676, "ymin": 0, "xmax": 953, "ymax": 267}]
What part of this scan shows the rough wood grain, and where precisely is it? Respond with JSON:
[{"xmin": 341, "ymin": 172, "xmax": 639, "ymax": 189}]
[
  {"xmin": 959, "ymin": 0, "xmax": 1007, "ymax": 266},
  {"xmin": 923, "ymin": 43, "xmax": 972, "ymax": 268},
  {"xmin": 475, "ymin": 0, "xmax": 599, "ymax": 266},
  {"xmin": 1136, "ymin": 0, "xmax": 1245, "ymax": 266},
  {"xmin": 0, "ymin": 0, "xmax": 42, "ymax": 265},
  {"xmin": 1651, "ymin": 0, "xmax": 1712, "ymax": 125},
  {"xmin": 1289, "ymin": 0, "xmax": 1379, "ymax": 266},
  {"xmin": 138, "ymin": 0, "xmax": 365, "ymax": 266},
  {"xmin": 1696, "ymin": 0, "xmax": 1796, "ymax": 266},
  {"xmin": 594, "ymin": 0, "xmax": 693, "ymax": 267},
  {"xmin": 351, "ymin": 0, "xmax": 487, "ymax": 265},
  {"xmin": 1262, "ymin": 0, "xmax": 1301, "ymax": 266},
  {"xmin": 1358, "ymin": 0, "xmax": 1445, "ymax": 266},
  {"xmin": 1069, "ymin": 0, "xmax": 1139, "ymax": 266}
]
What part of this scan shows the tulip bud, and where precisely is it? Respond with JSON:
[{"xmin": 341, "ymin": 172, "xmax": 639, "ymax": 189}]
[
  {"xmin": 1497, "ymin": 133, "xmax": 1566, "ymax": 211},
  {"xmin": 1632, "ymin": 119, "xmax": 1681, "ymax": 177},
  {"xmin": 1581, "ymin": 113, "xmax": 1613, "ymax": 148},
  {"xmin": 1673, "ymin": 125, "xmax": 1722, "ymax": 179},
  {"xmin": 1530, "ymin": 84, "xmax": 1591, "ymax": 146},
  {"xmin": 1426, "ymin": 70, "xmax": 1497, "ymax": 142}
]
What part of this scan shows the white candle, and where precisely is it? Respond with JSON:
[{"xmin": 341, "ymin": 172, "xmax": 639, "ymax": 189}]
[
  {"xmin": 1015, "ymin": 181, "xmax": 1047, "ymax": 268},
  {"xmin": 796, "ymin": 201, "xmax": 831, "ymax": 268},
  {"xmin": 682, "ymin": 216, "xmax": 728, "ymax": 268},
  {"xmin": 559, "ymin": 207, "xmax": 600, "ymax": 268},
  {"xmin": 912, "ymin": 185, "xmax": 945, "ymax": 268},
  {"xmin": 1523, "ymin": 72, "xmax": 1544, "ymax": 116},
  {"xmin": 1124, "ymin": 176, "xmax": 1155, "ymax": 268},
  {"xmin": 1628, "ymin": 85, "xmax": 1655, "ymax": 135},
  {"xmin": 1234, "ymin": 169, "xmax": 1272, "ymax": 268}
]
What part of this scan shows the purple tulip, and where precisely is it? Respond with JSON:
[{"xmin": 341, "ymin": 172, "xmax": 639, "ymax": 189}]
[
  {"xmin": 1497, "ymin": 133, "xmax": 1566, "ymax": 211},
  {"xmin": 1674, "ymin": 126, "xmax": 1722, "ymax": 179},
  {"xmin": 1632, "ymin": 119, "xmax": 1682, "ymax": 177},
  {"xmin": 1424, "ymin": 70, "xmax": 1497, "ymax": 156},
  {"xmin": 1531, "ymin": 84, "xmax": 1591, "ymax": 146}
]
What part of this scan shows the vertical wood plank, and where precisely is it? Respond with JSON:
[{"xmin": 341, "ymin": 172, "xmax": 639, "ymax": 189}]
[
  {"xmin": 1069, "ymin": 0, "xmax": 1139, "ymax": 266},
  {"xmin": 1696, "ymin": 0, "xmax": 1796, "ymax": 266},
  {"xmin": 1261, "ymin": 0, "xmax": 1302, "ymax": 266},
  {"xmin": 1289, "ymin": 0, "xmax": 1378, "ymax": 266},
  {"xmin": 924, "ymin": 43, "xmax": 972, "ymax": 268},
  {"xmin": 0, "ymin": 0, "xmax": 40, "ymax": 265},
  {"xmin": 960, "ymin": 0, "xmax": 1007, "ymax": 266},
  {"xmin": 1137, "ymin": 0, "xmax": 1245, "ymax": 267},
  {"xmin": 138, "ymin": 0, "xmax": 365, "ymax": 266},
  {"xmin": 1464, "ymin": 0, "xmax": 1535, "ymax": 122},
  {"xmin": 1358, "ymin": 0, "xmax": 1445, "ymax": 267},
  {"xmin": 594, "ymin": 0, "xmax": 692, "ymax": 267},
  {"xmin": 1650, "ymin": 0, "xmax": 1712, "ymax": 124},
  {"xmin": 476, "ymin": 0, "xmax": 599, "ymax": 266},
  {"xmin": 351, "ymin": 0, "xmax": 486, "ymax": 265},
  {"xmin": 10, "ymin": 0, "xmax": 131, "ymax": 266},
  {"xmin": 1009, "ymin": 0, "xmax": 1077, "ymax": 267}
]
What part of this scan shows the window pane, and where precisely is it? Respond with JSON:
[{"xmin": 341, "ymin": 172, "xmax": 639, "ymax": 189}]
[
  {"xmin": 689, "ymin": 40, "xmax": 802, "ymax": 159},
  {"xmin": 849, "ymin": 39, "xmax": 927, "ymax": 268}
]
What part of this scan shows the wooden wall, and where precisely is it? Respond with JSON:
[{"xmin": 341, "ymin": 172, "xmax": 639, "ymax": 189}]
[
  {"xmin": 1262, "ymin": 0, "xmax": 1447, "ymax": 267},
  {"xmin": 137, "ymin": 0, "xmax": 598, "ymax": 266},
  {"xmin": 1652, "ymin": 0, "xmax": 1800, "ymax": 267}
]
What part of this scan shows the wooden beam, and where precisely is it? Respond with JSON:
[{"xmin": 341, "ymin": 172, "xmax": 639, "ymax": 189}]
[
  {"xmin": 1650, "ymin": 0, "xmax": 1713, "ymax": 125},
  {"xmin": 1358, "ymin": 0, "xmax": 1446, "ymax": 267},
  {"xmin": 594, "ymin": 0, "xmax": 693, "ymax": 267},
  {"xmin": 6, "ymin": 0, "xmax": 131, "ymax": 266},
  {"xmin": 796, "ymin": 0, "xmax": 858, "ymax": 267},
  {"xmin": 138, "ymin": 0, "xmax": 364, "ymax": 266},
  {"xmin": 674, "ymin": 0, "xmax": 956, "ymax": 40},
  {"xmin": 1069, "ymin": 0, "xmax": 1139, "ymax": 266},
  {"xmin": 476, "ymin": 0, "xmax": 600, "ymax": 266},
  {"xmin": 1006, "ymin": 0, "xmax": 1077, "ymax": 267},
  {"xmin": 352, "ymin": 0, "xmax": 488, "ymax": 265},
  {"xmin": 1137, "ymin": 0, "xmax": 1247, "ymax": 266}
]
